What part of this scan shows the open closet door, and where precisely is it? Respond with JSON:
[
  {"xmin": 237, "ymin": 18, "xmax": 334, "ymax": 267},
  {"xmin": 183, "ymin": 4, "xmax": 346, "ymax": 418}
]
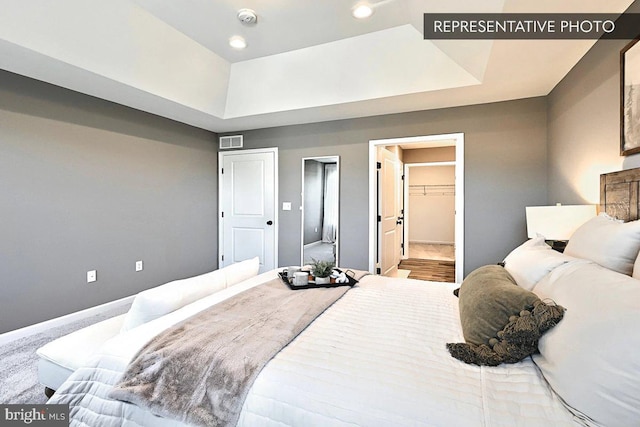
[{"xmin": 377, "ymin": 147, "xmax": 403, "ymax": 276}]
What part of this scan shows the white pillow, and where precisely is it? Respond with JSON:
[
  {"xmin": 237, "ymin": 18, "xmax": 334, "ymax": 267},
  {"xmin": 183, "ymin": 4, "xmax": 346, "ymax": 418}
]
[
  {"xmin": 564, "ymin": 213, "xmax": 640, "ymax": 275},
  {"xmin": 503, "ymin": 236, "xmax": 574, "ymax": 290},
  {"xmin": 532, "ymin": 261, "xmax": 640, "ymax": 427},
  {"xmin": 223, "ymin": 256, "xmax": 260, "ymax": 287},
  {"xmin": 121, "ymin": 257, "xmax": 260, "ymax": 332},
  {"xmin": 632, "ymin": 252, "xmax": 640, "ymax": 279},
  {"xmin": 121, "ymin": 269, "xmax": 226, "ymax": 332}
]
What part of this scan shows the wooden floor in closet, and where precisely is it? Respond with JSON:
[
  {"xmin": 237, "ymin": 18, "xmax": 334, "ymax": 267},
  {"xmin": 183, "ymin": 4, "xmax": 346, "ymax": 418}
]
[{"xmin": 398, "ymin": 258, "xmax": 455, "ymax": 283}]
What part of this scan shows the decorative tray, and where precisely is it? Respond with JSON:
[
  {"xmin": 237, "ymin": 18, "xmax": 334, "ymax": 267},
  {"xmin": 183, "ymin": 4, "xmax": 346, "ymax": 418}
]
[{"xmin": 278, "ymin": 268, "xmax": 358, "ymax": 290}]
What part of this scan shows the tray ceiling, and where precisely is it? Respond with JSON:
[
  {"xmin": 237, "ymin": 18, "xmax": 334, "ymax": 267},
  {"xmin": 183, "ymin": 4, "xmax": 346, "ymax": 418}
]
[{"xmin": 0, "ymin": 0, "xmax": 633, "ymax": 132}]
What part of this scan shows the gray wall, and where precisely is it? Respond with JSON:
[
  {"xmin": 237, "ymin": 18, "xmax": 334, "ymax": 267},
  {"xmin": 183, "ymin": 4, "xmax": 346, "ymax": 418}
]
[
  {"xmin": 223, "ymin": 96, "xmax": 548, "ymax": 274},
  {"xmin": 548, "ymin": 0, "xmax": 640, "ymax": 204},
  {"xmin": 303, "ymin": 160, "xmax": 324, "ymax": 244},
  {"xmin": 0, "ymin": 70, "xmax": 218, "ymax": 333},
  {"xmin": 1, "ymin": 71, "xmax": 548, "ymax": 333}
]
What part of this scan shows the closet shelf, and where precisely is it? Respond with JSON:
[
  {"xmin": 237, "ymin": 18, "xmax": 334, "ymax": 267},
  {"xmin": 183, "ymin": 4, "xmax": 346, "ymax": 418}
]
[{"xmin": 409, "ymin": 184, "xmax": 455, "ymax": 196}]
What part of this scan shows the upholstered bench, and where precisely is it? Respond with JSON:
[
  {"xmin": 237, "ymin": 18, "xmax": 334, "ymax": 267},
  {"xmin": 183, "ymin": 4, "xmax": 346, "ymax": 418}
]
[
  {"xmin": 37, "ymin": 257, "xmax": 260, "ymax": 398},
  {"xmin": 37, "ymin": 314, "xmax": 126, "ymax": 397}
]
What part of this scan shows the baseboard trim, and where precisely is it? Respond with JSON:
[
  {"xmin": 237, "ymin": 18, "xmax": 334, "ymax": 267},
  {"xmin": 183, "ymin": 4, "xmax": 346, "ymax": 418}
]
[{"xmin": 0, "ymin": 295, "xmax": 134, "ymax": 346}]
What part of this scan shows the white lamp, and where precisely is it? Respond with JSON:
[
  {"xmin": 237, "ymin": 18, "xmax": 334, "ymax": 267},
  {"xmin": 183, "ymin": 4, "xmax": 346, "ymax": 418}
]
[{"xmin": 525, "ymin": 204, "xmax": 597, "ymax": 250}]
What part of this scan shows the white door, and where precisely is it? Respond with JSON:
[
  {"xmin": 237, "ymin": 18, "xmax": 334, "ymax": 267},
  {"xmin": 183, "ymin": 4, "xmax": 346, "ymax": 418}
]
[
  {"xmin": 219, "ymin": 148, "xmax": 278, "ymax": 273},
  {"xmin": 378, "ymin": 147, "xmax": 402, "ymax": 276}
]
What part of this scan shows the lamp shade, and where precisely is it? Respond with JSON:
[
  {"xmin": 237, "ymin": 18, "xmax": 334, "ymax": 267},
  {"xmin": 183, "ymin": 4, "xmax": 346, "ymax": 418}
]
[{"xmin": 525, "ymin": 205, "xmax": 597, "ymax": 240}]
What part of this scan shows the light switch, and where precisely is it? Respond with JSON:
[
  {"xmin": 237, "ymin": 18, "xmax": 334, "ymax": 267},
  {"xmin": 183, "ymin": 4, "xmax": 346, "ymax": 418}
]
[
  {"xmin": 87, "ymin": 270, "xmax": 97, "ymax": 283},
  {"xmin": 282, "ymin": 202, "xmax": 292, "ymax": 211},
  {"xmin": 136, "ymin": 260, "xmax": 143, "ymax": 272}
]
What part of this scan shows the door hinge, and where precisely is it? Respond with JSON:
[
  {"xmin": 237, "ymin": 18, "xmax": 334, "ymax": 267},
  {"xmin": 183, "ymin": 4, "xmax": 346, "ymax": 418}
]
[
  {"xmin": 377, "ymin": 215, "xmax": 381, "ymax": 222},
  {"xmin": 401, "ymin": 209, "xmax": 404, "ymax": 214},
  {"xmin": 221, "ymin": 168, "xmax": 224, "ymax": 174},
  {"xmin": 221, "ymin": 255, "xmax": 224, "ymax": 261},
  {"xmin": 401, "ymin": 243, "xmax": 404, "ymax": 249},
  {"xmin": 376, "ymin": 162, "xmax": 381, "ymax": 169},
  {"xmin": 221, "ymin": 211, "xmax": 224, "ymax": 218},
  {"xmin": 376, "ymin": 267, "xmax": 381, "ymax": 274},
  {"xmin": 401, "ymin": 174, "xmax": 405, "ymax": 180}
]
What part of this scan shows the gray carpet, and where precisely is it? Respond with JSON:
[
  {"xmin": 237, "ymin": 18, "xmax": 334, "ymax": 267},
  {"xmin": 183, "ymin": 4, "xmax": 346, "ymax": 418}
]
[
  {"xmin": 303, "ymin": 242, "xmax": 336, "ymax": 265},
  {"xmin": 0, "ymin": 303, "xmax": 131, "ymax": 404}
]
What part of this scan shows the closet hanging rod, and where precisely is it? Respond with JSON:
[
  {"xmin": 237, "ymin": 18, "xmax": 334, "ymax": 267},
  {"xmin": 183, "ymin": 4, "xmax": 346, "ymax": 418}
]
[{"xmin": 409, "ymin": 184, "xmax": 455, "ymax": 196}]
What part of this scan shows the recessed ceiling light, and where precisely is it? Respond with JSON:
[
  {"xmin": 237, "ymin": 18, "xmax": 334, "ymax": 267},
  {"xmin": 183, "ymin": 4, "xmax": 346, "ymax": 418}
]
[
  {"xmin": 229, "ymin": 35, "xmax": 247, "ymax": 50},
  {"xmin": 352, "ymin": 3, "xmax": 373, "ymax": 19}
]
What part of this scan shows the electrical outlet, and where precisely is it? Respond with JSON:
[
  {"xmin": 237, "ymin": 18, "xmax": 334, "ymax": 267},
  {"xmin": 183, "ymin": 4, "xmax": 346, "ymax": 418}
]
[
  {"xmin": 87, "ymin": 270, "xmax": 97, "ymax": 283},
  {"xmin": 135, "ymin": 260, "xmax": 143, "ymax": 272}
]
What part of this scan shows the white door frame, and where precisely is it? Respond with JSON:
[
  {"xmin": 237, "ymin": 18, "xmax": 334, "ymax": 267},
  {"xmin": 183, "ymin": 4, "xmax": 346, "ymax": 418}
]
[
  {"xmin": 218, "ymin": 147, "xmax": 279, "ymax": 270},
  {"xmin": 368, "ymin": 133, "xmax": 464, "ymax": 283},
  {"xmin": 403, "ymin": 161, "xmax": 456, "ymax": 259}
]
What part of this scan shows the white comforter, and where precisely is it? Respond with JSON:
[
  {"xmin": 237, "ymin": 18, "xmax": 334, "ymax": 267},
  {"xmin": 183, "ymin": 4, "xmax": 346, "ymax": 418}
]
[{"xmin": 50, "ymin": 272, "xmax": 579, "ymax": 427}]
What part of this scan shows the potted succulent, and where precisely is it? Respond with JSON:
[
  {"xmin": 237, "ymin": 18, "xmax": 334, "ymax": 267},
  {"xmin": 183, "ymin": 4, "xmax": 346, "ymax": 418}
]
[{"xmin": 311, "ymin": 259, "xmax": 335, "ymax": 284}]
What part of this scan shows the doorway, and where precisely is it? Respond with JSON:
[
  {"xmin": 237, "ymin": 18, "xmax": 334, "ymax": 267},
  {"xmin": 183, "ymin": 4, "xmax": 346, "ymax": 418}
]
[
  {"xmin": 368, "ymin": 133, "xmax": 464, "ymax": 283},
  {"xmin": 404, "ymin": 161, "xmax": 456, "ymax": 261},
  {"xmin": 401, "ymin": 162, "xmax": 456, "ymax": 282}
]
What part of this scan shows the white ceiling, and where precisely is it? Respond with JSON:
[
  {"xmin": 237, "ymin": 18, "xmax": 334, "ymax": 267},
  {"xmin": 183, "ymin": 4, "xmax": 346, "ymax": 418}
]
[{"xmin": 0, "ymin": 0, "xmax": 633, "ymax": 133}]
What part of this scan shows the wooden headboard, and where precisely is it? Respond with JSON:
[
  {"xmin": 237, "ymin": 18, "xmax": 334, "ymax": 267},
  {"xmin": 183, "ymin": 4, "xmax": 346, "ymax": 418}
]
[{"xmin": 600, "ymin": 168, "xmax": 640, "ymax": 221}]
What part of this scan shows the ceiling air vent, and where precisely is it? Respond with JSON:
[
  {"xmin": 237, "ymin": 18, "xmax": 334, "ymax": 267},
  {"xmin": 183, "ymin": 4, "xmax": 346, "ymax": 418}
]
[{"xmin": 219, "ymin": 135, "xmax": 243, "ymax": 150}]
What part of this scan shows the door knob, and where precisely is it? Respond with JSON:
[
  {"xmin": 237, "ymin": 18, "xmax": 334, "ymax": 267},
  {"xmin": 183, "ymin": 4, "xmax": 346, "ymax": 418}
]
[{"xmin": 266, "ymin": 220, "xmax": 273, "ymax": 225}]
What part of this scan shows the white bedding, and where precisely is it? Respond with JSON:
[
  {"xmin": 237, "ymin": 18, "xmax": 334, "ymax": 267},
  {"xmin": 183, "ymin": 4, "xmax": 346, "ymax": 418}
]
[{"xmin": 49, "ymin": 272, "xmax": 579, "ymax": 427}]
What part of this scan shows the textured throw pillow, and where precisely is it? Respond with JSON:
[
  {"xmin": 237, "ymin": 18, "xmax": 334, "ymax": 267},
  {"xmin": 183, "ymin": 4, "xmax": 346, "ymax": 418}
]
[
  {"xmin": 447, "ymin": 265, "xmax": 565, "ymax": 366},
  {"xmin": 564, "ymin": 213, "xmax": 640, "ymax": 275},
  {"xmin": 532, "ymin": 261, "xmax": 640, "ymax": 427},
  {"xmin": 503, "ymin": 236, "xmax": 575, "ymax": 290}
]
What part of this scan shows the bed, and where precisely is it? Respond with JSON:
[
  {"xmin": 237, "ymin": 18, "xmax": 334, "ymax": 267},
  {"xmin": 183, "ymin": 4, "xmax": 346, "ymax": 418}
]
[{"xmin": 45, "ymin": 168, "xmax": 640, "ymax": 427}]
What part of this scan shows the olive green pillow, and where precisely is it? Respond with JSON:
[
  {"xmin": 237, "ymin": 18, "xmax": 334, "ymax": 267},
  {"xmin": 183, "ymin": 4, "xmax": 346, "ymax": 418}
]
[{"xmin": 447, "ymin": 265, "xmax": 565, "ymax": 366}]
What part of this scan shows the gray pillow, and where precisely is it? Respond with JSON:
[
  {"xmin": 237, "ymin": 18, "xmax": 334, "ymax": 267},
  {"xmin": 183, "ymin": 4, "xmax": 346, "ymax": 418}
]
[{"xmin": 447, "ymin": 265, "xmax": 565, "ymax": 366}]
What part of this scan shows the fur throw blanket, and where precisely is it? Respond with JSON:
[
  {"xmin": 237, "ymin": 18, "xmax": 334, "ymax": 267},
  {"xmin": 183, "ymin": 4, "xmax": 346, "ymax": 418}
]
[{"xmin": 109, "ymin": 277, "xmax": 354, "ymax": 426}]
